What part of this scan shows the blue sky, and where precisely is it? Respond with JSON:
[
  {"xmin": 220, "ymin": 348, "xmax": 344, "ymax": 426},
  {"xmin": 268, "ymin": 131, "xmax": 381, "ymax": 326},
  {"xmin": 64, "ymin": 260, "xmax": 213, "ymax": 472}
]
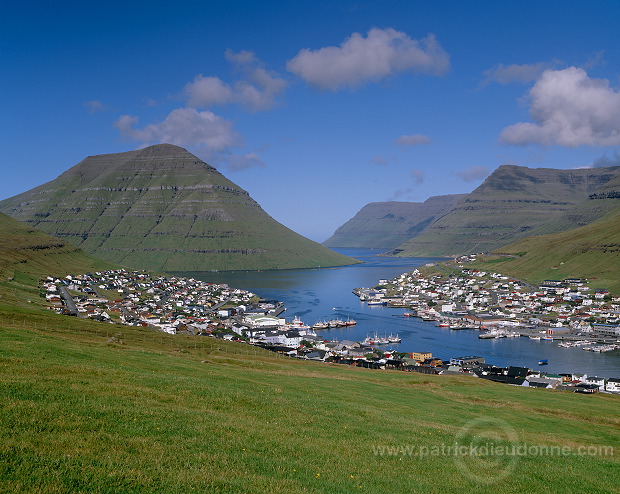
[{"xmin": 2, "ymin": 1, "xmax": 620, "ymax": 241}]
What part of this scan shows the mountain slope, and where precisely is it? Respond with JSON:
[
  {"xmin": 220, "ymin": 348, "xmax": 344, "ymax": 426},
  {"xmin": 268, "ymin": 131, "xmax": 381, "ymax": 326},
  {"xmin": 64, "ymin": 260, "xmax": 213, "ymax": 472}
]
[
  {"xmin": 390, "ymin": 164, "xmax": 620, "ymax": 257},
  {"xmin": 0, "ymin": 144, "xmax": 356, "ymax": 272},
  {"xmin": 0, "ymin": 212, "xmax": 115, "ymax": 280},
  {"xmin": 475, "ymin": 204, "xmax": 620, "ymax": 293},
  {"xmin": 323, "ymin": 194, "xmax": 466, "ymax": 249}
]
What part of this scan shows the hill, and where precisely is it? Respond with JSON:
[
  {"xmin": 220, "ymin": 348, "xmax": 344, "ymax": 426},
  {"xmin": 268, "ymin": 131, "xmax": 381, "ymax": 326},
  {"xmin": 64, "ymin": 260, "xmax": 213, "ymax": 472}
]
[
  {"xmin": 1, "ymin": 305, "xmax": 619, "ymax": 492},
  {"xmin": 472, "ymin": 204, "xmax": 620, "ymax": 293},
  {"xmin": 323, "ymin": 195, "xmax": 466, "ymax": 249},
  {"xmin": 389, "ymin": 164, "xmax": 620, "ymax": 257},
  {"xmin": 0, "ymin": 144, "xmax": 357, "ymax": 272},
  {"xmin": 0, "ymin": 212, "xmax": 116, "ymax": 303},
  {"xmin": 0, "ymin": 217, "xmax": 618, "ymax": 492}
]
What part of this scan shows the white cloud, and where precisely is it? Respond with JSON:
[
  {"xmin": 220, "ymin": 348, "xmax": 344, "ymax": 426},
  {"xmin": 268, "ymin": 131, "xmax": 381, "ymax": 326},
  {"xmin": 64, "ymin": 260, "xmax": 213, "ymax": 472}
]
[
  {"xmin": 457, "ymin": 166, "xmax": 489, "ymax": 182},
  {"xmin": 226, "ymin": 152, "xmax": 265, "ymax": 171},
  {"xmin": 589, "ymin": 151, "xmax": 620, "ymax": 168},
  {"xmin": 391, "ymin": 187, "xmax": 413, "ymax": 200},
  {"xmin": 185, "ymin": 76, "xmax": 234, "ymax": 107},
  {"xmin": 410, "ymin": 169, "xmax": 425, "ymax": 184},
  {"xmin": 184, "ymin": 50, "xmax": 286, "ymax": 111},
  {"xmin": 500, "ymin": 67, "xmax": 620, "ymax": 147},
  {"xmin": 114, "ymin": 108, "xmax": 241, "ymax": 152},
  {"xmin": 481, "ymin": 61, "xmax": 559, "ymax": 86},
  {"xmin": 84, "ymin": 100, "xmax": 106, "ymax": 113},
  {"xmin": 286, "ymin": 28, "xmax": 449, "ymax": 90},
  {"xmin": 396, "ymin": 133, "xmax": 431, "ymax": 146},
  {"xmin": 370, "ymin": 155, "xmax": 389, "ymax": 166}
]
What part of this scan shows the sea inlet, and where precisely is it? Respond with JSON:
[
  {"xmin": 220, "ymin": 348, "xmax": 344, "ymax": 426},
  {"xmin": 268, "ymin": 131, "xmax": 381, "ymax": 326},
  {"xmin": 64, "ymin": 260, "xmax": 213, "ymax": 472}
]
[{"xmin": 179, "ymin": 248, "xmax": 620, "ymax": 379}]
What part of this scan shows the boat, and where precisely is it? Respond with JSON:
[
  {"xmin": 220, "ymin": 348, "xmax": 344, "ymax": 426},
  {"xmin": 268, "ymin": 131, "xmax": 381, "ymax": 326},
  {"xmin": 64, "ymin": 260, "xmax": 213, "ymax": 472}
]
[
  {"xmin": 478, "ymin": 329, "xmax": 504, "ymax": 339},
  {"xmin": 327, "ymin": 319, "xmax": 345, "ymax": 328},
  {"xmin": 387, "ymin": 334, "xmax": 401, "ymax": 343},
  {"xmin": 312, "ymin": 321, "xmax": 328, "ymax": 330},
  {"xmin": 363, "ymin": 333, "xmax": 390, "ymax": 345},
  {"xmin": 343, "ymin": 317, "xmax": 357, "ymax": 326},
  {"xmin": 529, "ymin": 336, "xmax": 541, "ymax": 340},
  {"xmin": 437, "ymin": 323, "xmax": 450, "ymax": 328},
  {"xmin": 367, "ymin": 299, "xmax": 386, "ymax": 306},
  {"xmin": 403, "ymin": 312, "xmax": 415, "ymax": 317},
  {"xmin": 538, "ymin": 359, "xmax": 548, "ymax": 365},
  {"xmin": 288, "ymin": 316, "xmax": 310, "ymax": 329}
]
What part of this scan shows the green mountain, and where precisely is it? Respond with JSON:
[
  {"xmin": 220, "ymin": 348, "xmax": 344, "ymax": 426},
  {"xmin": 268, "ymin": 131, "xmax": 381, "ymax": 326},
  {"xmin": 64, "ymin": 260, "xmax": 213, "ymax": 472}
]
[
  {"xmin": 323, "ymin": 195, "xmax": 466, "ymax": 249},
  {"xmin": 474, "ymin": 204, "xmax": 620, "ymax": 293},
  {"xmin": 0, "ymin": 144, "xmax": 357, "ymax": 272},
  {"xmin": 390, "ymin": 164, "xmax": 620, "ymax": 257}
]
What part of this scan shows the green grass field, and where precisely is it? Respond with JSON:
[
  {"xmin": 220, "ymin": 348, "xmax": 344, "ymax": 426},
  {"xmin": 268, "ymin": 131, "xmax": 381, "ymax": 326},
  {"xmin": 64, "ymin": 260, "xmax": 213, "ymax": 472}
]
[{"xmin": 1, "ymin": 305, "xmax": 619, "ymax": 493}]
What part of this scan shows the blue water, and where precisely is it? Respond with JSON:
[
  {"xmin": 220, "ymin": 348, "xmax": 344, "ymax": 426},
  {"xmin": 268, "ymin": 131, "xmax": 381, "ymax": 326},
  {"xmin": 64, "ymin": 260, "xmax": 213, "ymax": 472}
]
[{"xmin": 181, "ymin": 248, "xmax": 620, "ymax": 378}]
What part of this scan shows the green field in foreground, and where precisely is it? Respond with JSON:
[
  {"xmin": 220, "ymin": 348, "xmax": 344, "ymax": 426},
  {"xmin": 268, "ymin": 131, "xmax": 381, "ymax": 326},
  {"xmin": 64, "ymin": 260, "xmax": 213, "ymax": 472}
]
[{"xmin": 1, "ymin": 304, "xmax": 619, "ymax": 493}]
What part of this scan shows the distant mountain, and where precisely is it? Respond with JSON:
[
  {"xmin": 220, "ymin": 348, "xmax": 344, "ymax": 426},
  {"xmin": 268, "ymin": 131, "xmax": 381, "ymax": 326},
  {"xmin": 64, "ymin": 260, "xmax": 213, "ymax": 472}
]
[
  {"xmin": 0, "ymin": 144, "xmax": 357, "ymax": 272},
  {"xmin": 0, "ymin": 212, "xmax": 115, "ymax": 279},
  {"xmin": 323, "ymin": 195, "xmax": 466, "ymax": 249},
  {"xmin": 477, "ymin": 204, "xmax": 620, "ymax": 293},
  {"xmin": 389, "ymin": 164, "xmax": 620, "ymax": 257}
]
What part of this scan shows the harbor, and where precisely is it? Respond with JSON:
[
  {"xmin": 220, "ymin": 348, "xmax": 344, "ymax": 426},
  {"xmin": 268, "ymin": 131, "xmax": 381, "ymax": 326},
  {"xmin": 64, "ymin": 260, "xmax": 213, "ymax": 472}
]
[{"xmin": 187, "ymin": 248, "xmax": 620, "ymax": 378}]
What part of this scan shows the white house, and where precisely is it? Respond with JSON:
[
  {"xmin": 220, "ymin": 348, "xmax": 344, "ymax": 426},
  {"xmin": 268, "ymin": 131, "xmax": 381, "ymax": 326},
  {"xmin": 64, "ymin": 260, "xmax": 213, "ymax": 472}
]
[
  {"xmin": 585, "ymin": 376, "xmax": 606, "ymax": 391},
  {"xmin": 605, "ymin": 378, "xmax": 620, "ymax": 393}
]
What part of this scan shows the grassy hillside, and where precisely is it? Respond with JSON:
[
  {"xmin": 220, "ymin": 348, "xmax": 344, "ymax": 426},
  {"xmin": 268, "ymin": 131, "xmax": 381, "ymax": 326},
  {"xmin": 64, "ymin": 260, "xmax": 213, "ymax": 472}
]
[
  {"xmin": 0, "ymin": 212, "xmax": 113, "ymax": 277},
  {"xmin": 471, "ymin": 206, "xmax": 620, "ymax": 294},
  {"xmin": 1, "ymin": 212, "xmax": 618, "ymax": 493},
  {"xmin": 1, "ymin": 307, "xmax": 619, "ymax": 493},
  {"xmin": 0, "ymin": 144, "xmax": 357, "ymax": 272},
  {"xmin": 391, "ymin": 164, "xmax": 620, "ymax": 257}
]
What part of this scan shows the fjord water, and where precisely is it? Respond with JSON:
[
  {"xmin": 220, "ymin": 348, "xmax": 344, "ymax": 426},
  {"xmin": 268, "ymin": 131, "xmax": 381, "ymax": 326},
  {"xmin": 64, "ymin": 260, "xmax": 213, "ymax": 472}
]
[{"xmin": 185, "ymin": 248, "xmax": 620, "ymax": 378}]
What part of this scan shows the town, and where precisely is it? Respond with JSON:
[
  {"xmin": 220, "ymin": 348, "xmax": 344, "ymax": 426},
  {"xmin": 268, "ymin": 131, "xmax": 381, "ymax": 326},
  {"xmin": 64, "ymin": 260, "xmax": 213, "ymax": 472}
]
[{"xmin": 41, "ymin": 263, "xmax": 620, "ymax": 395}]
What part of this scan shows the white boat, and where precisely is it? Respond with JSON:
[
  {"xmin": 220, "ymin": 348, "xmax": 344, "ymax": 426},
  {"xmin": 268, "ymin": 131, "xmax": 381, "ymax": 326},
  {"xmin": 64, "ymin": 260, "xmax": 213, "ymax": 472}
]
[
  {"xmin": 327, "ymin": 319, "xmax": 345, "ymax": 328},
  {"xmin": 387, "ymin": 334, "xmax": 401, "ymax": 343},
  {"xmin": 479, "ymin": 329, "xmax": 506, "ymax": 339},
  {"xmin": 312, "ymin": 321, "xmax": 328, "ymax": 330},
  {"xmin": 529, "ymin": 336, "xmax": 541, "ymax": 340},
  {"xmin": 287, "ymin": 316, "xmax": 310, "ymax": 330},
  {"xmin": 363, "ymin": 334, "xmax": 390, "ymax": 345}
]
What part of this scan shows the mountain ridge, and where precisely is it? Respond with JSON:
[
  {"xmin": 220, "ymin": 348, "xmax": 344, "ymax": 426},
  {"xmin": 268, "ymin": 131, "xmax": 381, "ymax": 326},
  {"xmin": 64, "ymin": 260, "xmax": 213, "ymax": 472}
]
[
  {"xmin": 389, "ymin": 164, "xmax": 620, "ymax": 257},
  {"xmin": 323, "ymin": 194, "xmax": 467, "ymax": 249},
  {"xmin": 0, "ymin": 144, "xmax": 357, "ymax": 272}
]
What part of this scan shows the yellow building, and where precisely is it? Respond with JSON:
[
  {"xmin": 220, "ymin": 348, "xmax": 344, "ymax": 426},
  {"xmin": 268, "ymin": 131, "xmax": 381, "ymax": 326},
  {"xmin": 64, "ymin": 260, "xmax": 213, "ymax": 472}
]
[{"xmin": 409, "ymin": 351, "xmax": 432, "ymax": 362}]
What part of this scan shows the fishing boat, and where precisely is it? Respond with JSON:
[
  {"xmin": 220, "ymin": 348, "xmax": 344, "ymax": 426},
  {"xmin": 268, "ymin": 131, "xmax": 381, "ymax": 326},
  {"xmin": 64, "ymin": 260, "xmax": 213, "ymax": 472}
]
[
  {"xmin": 529, "ymin": 335, "xmax": 541, "ymax": 340},
  {"xmin": 367, "ymin": 299, "xmax": 387, "ymax": 306},
  {"xmin": 387, "ymin": 334, "xmax": 401, "ymax": 343},
  {"xmin": 312, "ymin": 321, "xmax": 328, "ymax": 330},
  {"xmin": 287, "ymin": 316, "xmax": 310, "ymax": 330},
  {"xmin": 538, "ymin": 359, "xmax": 548, "ymax": 365},
  {"xmin": 478, "ymin": 329, "xmax": 505, "ymax": 339},
  {"xmin": 327, "ymin": 319, "xmax": 344, "ymax": 328},
  {"xmin": 363, "ymin": 334, "xmax": 390, "ymax": 345},
  {"xmin": 343, "ymin": 317, "xmax": 357, "ymax": 326}
]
